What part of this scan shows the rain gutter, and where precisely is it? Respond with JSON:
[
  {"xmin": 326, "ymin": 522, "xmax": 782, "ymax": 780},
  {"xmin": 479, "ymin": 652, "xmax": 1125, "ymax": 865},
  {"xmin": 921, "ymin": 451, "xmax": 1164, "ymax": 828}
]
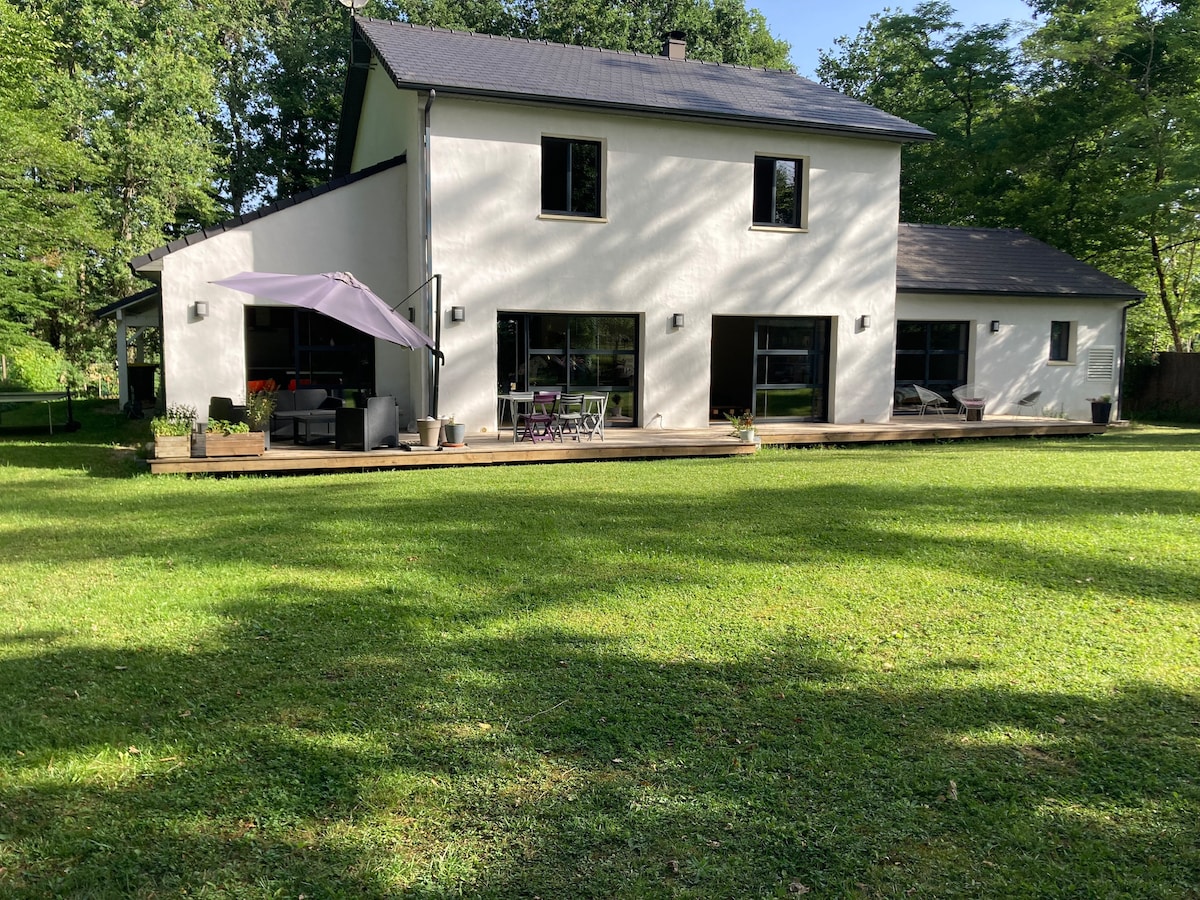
[
  {"xmin": 1117, "ymin": 297, "xmax": 1143, "ymax": 422},
  {"xmin": 423, "ymin": 89, "xmax": 438, "ymax": 416}
]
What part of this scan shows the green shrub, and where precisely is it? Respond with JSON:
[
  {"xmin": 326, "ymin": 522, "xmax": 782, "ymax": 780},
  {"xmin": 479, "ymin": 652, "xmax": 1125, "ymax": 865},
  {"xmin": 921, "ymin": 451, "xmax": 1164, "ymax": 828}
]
[
  {"xmin": 0, "ymin": 341, "xmax": 68, "ymax": 392},
  {"xmin": 150, "ymin": 404, "xmax": 197, "ymax": 437},
  {"xmin": 207, "ymin": 418, "xmax": 250, "ymax": 435}
]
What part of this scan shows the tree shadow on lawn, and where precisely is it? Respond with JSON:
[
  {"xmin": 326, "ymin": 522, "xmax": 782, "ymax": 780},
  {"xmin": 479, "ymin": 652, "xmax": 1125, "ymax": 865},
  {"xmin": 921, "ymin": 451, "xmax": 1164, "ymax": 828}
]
[
  {"xmin": 4, "ymin": 475, "xmax": 1197, "ymax": 607},
  {"xmin": 1, "ymin": 590, "xmax": 1197, "ymax": 898},
  {"xmin": 0, "ymin": 442, "xmax": 145, "ymax": 478}
]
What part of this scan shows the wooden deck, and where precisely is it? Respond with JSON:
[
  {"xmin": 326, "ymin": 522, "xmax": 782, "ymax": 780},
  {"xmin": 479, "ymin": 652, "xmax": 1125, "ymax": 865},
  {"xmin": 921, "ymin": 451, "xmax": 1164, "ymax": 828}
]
[{"xmin": 147, "ymin": 415, "xmax": 1107, "ymax": 475}]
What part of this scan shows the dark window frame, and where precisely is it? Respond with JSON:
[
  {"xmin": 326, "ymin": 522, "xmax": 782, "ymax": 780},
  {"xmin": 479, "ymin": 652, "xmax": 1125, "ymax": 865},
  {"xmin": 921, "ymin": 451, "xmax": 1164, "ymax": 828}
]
[
  {"xmin": 541, "ymin": 136, "xmax": 602, "ymax": 218},
  {"xmin": 1049, "ymin": 320, "xmax": 1072, "ymax": 362},
  {"xmin": 752, "ymin": 155, "xmax": 806, "ymax": 228}
]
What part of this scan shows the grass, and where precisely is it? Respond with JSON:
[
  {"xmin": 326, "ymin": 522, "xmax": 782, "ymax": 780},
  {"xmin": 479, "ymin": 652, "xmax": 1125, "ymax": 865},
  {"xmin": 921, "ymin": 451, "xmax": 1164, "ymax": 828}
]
[{"xmin": 1, "ymin": 403, "xmax": 1198, "ymax": 897}]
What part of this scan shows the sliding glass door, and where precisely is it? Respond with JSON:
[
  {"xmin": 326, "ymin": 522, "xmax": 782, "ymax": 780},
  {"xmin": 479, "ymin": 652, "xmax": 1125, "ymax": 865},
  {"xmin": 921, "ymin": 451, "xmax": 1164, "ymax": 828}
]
[{"xmin": 498, "ymin": 313, "xmax": 638, "ymax": 424}]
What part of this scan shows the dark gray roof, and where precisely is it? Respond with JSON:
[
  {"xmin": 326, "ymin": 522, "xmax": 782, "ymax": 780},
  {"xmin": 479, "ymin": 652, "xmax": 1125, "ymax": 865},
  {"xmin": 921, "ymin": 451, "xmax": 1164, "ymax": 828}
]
[
  {"xmin": 897, "ymin": 224, "xmax": 1144, "ymax": 300},
  {"xmin": 354, "ymin": 19, "xmax": 934, "ymax": 143},
  {"xmin": 95, "ymin": 286, "xmax": 160, "ymax": 320},
  {"xmin": 129, "ymin": 155, "xmax": 406, "ymax": 272}
]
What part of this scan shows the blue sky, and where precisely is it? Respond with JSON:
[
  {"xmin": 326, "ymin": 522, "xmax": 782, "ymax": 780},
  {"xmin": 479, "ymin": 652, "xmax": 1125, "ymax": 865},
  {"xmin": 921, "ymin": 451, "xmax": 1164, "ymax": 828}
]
[{"xmin": 750, "ymin": 0, "xmax": 1037, "ymax": 77}]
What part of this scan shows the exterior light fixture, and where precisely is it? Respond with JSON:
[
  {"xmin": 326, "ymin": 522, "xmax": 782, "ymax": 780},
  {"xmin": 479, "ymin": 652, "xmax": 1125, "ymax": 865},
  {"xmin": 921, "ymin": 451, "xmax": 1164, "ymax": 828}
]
[
  {"xmin": 671, "ymin": 313, "xmax": 685, "ymax": 329},
  {"xmin": 193, "ymin": 300, "xmax": 208, "ymax": 318},
  {"xmin": 407, "ymin": 306, "xmax": 415, "ymax": 322},
  {"xmin": 990, "ymin": 320, "xmax": 1001, "ymax": 333},
  {"xmin": 859, "ymin": 314, "xmax": 871, "ymax": 329},
  {"xmin": 451, "ymin": 306, "xmax": 466, "ymax": 322}
]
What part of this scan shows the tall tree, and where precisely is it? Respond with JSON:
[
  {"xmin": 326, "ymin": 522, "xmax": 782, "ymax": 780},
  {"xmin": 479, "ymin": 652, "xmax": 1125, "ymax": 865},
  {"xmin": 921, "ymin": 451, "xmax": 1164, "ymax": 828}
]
[
  {"xmin": 374, "ymin": 0, "xmax": 790, "ymax": 67},
  {"xmin": 817, "ymin": 1, "xmax": 1018, "ymax": 225},
  {"xmin": 0, "ymin": 1, "xmax": 99, "ymax": 355},
  {"xmin": 10, "ymin": 0, "xmax": 224, "ymax": 365},
  {"xmin": 817, "ymin": 0, "xmax": 1200, "ymax": 356},
  {"xmin": 1021, "ymin": 0, "xmax": 1200, "ymax": 352}
]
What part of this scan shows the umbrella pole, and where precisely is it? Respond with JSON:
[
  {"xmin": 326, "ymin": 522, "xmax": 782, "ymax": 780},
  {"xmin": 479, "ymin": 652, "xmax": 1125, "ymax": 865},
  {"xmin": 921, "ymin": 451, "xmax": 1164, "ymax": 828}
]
[{"xmin": 431, "ymin": 273, "xmax": 442, "ymax": 418}]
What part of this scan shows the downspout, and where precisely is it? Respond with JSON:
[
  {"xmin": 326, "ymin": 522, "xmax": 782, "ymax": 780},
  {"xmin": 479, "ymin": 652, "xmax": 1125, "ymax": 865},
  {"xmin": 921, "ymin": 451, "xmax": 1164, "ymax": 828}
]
[
  {"xmin": 1116, "ymin": 297, "xmax": 1143, "ymax": 422},
  {"xmin": 422, "ymin": 89, "xmax": 438, "ymax": 417}
]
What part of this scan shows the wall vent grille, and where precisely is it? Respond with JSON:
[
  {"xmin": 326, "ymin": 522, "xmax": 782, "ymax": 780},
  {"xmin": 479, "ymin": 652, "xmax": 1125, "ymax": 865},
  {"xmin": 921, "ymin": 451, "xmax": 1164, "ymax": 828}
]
[{"xmin": 1087, "ymin": 346, "xmax": 1116, "ymax": 381}]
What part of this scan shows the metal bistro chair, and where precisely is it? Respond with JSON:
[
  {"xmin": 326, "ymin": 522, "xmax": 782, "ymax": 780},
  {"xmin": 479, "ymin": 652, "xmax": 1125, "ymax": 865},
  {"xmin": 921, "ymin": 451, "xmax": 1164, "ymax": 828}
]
[
  {"xmin": 519, "ymin": 391, "xmax": 559, "ymax": 442},
  {"xmin": 912, "ymin": 384, "xmax": 951, "ymax": 417},
  {"xmin": 552, "ymin": 393, "xmax": 585, "ymax": 441},
  {"xmin": 952, "ymin": 384, "xmax": 988, "ymax": 421},
  {"xmin": 580, "ymin": 392, "xmax": 608, "ymax": 440},
  {"xmin": 1016, "ymin": 390, "xmax": 1042, "ymax": 416}
]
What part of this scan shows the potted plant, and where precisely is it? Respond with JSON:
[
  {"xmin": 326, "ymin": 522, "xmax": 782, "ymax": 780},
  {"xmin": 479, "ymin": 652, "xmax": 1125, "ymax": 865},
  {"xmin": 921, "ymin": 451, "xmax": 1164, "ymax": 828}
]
[
  {"xmin": 149, "ymin": 404, "xmax": 196, "ymax": 458},
  {"xmin": 1088, "ymin": 394, "xmax": 1113, "ymax": 425},
  {"xmin": 196, "ymin": 418, "xmax": 264, "ymax": 457},
  {"xmin": 725, "ymin": 409, "xmax": 756, "ymax": 442},
  {"xmin": 245, "ymin": 386, "xmax": 278, "ymax": 449},
  {"xmin": 443, "ymin": 414, "xmax": 467, "ymax": 446}
]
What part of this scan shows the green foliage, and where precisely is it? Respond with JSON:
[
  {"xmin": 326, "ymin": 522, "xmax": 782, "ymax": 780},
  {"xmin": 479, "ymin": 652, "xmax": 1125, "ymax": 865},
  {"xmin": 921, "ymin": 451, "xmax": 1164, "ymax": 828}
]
[
  {"xmin": 149, "ymin": 403, "xmax": 197, "ymax": 437},
  {"xmin": 723, "ymin": 408, "xmax": 754, "ymax": 433},
  {"xmin": 206, "ymin": 418, "xmax": 250, "ymax": 435},
  {"xmin": 817, "ymin": 2, "xmax": 1017, "ymax": 224},
  {"xmin": 0, "ymin": 428, "xmax": 1198, "ymax": 894},
  {"xmin": 245, "ymin": 390, "xmax": 276, "ymax": 431},
  {"xmin": 379, "ymin": 0, "xmax": 791, "ymax": 67},
  {"xmin": 0, "ymin": 340, "xmax": 68, "ymax": 391},
  {"xmin": 817, "ymin": 0, "xmax": 1200, "ymax": 357},
  {"xmin": 0, "ymin": 1, "xmax": 103, "ymax": 354}
]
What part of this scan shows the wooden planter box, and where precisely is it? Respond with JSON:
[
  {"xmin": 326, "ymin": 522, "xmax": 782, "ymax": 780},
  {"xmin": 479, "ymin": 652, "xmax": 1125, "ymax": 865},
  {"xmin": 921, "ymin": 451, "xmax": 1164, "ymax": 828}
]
[
  {"xmin": 192, "ymin": 432, "xmax": 265, "ymax": 458},
  {"xmin": 152, "ymin": 435, "xmax": 191, "ymax": 459}
]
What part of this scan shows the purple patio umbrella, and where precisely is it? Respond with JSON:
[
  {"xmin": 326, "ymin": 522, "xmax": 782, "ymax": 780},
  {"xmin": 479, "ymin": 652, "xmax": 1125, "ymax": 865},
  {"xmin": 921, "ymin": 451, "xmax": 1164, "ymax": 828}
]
[{"xmin": 211, "ymin": 271, "xmax": 436, "ymax": 351}]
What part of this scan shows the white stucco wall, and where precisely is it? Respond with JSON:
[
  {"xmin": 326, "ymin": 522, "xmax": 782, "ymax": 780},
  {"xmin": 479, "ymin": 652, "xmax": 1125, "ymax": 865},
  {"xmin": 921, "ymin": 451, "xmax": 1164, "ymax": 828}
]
[
  {"xmin": 896, "ymin": 293, "xmax": 1131, "ymax": 420},
  {"xmin": 422, "ymin": 97, "xmax": 904, "ymax": 430},
  {"xmin": 152, "ymin": 164, "xmax": 412, "ymax": 419}
]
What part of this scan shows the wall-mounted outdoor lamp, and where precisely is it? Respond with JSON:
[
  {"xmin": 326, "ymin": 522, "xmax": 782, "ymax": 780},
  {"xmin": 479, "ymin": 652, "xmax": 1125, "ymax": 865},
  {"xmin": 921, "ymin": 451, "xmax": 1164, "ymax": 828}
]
[
  {"xmin": 451, "ymin": 306, "xmax": 466, "ymax": 322},
  {"xmin": 671, "ymin": 313, "xmax": 685, "ymax": 329},
  {"xmin": 990, "ymin": 319, "xmax": 1001, "ymax": 333},
  {"xmin": 407, "ymin": 306, "xmax": 415, "ymax": 322},
  {"xmin": 193, "ymin": 300, "xmax": 208, "ymax": 318},
  {"xmin": 859, "ymin": 314, "xmax": 871, "ymax": 329}
]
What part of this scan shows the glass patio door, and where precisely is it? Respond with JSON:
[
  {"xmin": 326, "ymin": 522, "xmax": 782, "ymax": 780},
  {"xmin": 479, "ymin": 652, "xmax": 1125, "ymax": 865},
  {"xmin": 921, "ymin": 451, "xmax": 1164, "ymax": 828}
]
[
  {"xmin": 753, "ymin": 318, "xmax": 830, "ymax": 420},
  {"xmin": 894, "ymin": 321, "xmax": 968, "ymax": 398},
  {"xmin": 498, "ymin": 313, "xmax": 638, "ymax": 424}
]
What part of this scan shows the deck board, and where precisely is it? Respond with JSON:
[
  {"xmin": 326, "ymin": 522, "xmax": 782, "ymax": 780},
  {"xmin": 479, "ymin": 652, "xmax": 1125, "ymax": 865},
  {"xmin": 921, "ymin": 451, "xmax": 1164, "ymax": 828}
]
[{"xmin": 147, "ymin": 416, "xmax": 1107, "ymax": 475}]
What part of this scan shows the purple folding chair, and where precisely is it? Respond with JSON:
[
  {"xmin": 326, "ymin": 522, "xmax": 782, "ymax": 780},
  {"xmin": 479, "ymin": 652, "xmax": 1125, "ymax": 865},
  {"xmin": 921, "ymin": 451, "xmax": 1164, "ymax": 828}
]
[{"xmin": 519, "ymin": 391, "xmax": 559, "ymax": 442}]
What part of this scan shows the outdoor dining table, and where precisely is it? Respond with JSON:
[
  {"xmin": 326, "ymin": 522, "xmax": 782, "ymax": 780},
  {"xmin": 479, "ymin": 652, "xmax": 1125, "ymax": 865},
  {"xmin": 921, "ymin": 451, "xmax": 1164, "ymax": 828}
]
[
  {"xmin": 497, "ymin": 392, "xmax": 547, "ymax": 442},
  {"xmin": 497, "ymin": 392, "xmax": 606, "ymax": 442}
]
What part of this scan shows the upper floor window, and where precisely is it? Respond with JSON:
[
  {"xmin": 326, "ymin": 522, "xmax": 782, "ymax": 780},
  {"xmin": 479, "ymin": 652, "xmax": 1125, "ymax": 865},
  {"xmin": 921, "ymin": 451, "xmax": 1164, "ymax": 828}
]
[
  {"xmin": 753, "ymin": 156, "xmax": 806, "ymax": 228},
  {"xmin": 1049, "ymin": 320, "xmax": 1073, "ymax": 362},
  {"xmin": 542, "ymin": 137, "xmax": 601, "ymax": 218}
]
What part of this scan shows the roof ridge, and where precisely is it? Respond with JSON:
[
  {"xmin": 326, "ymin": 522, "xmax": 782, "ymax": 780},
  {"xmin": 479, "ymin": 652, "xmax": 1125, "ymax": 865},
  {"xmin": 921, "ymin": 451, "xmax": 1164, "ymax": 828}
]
[
  {"xmin": 900, "ymin": 222, "xmax": 1025, "ymax": 235},
  {"xmin": 359, "ymin": 17, "xmax": 796, "ymax": 76}
]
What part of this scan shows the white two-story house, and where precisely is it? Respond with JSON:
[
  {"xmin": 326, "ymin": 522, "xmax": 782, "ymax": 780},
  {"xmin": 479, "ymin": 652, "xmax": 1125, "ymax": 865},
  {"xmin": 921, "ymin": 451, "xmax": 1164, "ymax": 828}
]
[{"xmin": 118, "ymin": 20, "xmax": 1142, "ymax": 427}]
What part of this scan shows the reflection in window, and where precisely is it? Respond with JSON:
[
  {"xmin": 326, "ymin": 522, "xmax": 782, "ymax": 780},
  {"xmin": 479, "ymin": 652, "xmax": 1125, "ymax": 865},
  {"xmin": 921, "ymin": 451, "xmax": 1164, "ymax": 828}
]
[
  {"xmin": 542, "ymin": 137, "xmax": 601, "ymax": 217},
  {"xmin": 498, "ymin": 312, "xmax": 638, "ymax": 424},
  {"xmin": 753, "ymin": 156, "xmax": 805, "ymax": 227},
  {"xmin": 1049, "ymin": 321, "xmax": 1072, "ymax": 361}
]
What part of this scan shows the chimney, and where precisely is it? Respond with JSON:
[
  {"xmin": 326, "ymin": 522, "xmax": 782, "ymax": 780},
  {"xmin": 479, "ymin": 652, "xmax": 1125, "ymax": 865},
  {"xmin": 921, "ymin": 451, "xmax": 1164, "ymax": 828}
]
[{"xmin": 662, "ymin": 31, "xmax": 686, "ymax": 61}]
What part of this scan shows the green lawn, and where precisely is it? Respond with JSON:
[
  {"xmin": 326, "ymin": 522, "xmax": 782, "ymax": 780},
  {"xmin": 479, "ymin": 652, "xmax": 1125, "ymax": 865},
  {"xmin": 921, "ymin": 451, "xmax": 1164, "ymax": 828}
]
[{"xmin": 1, "ymin": 406, "xmax": 1198, "ymax": 898}]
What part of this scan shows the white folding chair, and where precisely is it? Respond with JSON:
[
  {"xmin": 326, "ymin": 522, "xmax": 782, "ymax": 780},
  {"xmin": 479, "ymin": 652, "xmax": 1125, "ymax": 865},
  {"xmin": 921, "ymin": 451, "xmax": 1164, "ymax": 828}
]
[{"xmin": 580, "ymin": 393, "xmax": 608, "ymax": 440}]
